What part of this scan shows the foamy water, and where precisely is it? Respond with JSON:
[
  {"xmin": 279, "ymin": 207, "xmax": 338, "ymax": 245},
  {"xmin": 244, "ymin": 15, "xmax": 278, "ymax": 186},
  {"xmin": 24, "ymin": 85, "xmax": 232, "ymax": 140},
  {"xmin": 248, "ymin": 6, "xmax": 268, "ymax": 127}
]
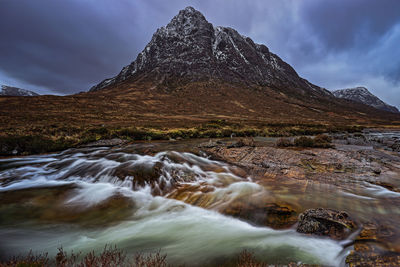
[{"xmin": 0, "ymin": 146, "xmax": 355, "ymax": 265}]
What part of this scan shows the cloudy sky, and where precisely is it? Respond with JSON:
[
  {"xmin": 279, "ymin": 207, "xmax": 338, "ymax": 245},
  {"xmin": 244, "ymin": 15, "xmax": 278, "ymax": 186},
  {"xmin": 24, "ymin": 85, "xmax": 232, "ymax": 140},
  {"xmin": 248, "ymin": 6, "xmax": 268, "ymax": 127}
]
[{"xmin": 0, "ymin": 0, "xmax": 399, "ymax": 107}]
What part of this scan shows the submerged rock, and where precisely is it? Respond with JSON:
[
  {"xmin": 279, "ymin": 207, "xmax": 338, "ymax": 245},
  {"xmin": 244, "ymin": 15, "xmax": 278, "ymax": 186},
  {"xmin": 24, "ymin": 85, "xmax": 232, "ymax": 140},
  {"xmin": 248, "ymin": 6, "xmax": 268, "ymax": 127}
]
[
  {"xmin": 347, "ymin": 251, "xmax": 400, "ymax": 267},
  {"xmin": 346, "ymin": 222, "xmax": 400, "ymax": 267},
  {"xmin": 223, "ymin": 201, "xmax": 299, "ymax": 229},
  {"xmin": 296, "ymin": 208, "xmax": 357, "ymax": 240}
]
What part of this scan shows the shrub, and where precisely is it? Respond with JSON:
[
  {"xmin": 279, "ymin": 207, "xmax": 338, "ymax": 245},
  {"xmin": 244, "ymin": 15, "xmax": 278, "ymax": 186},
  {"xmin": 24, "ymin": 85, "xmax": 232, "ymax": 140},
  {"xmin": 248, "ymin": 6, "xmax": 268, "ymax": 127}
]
[
  {"xmin": 293, "ymin": 135, "xmax": 333, "ymax": 148},
  {"xmin": 1, "ymin": 246, "xmax": 168, "ymax": 267},
  {"xmin": 67, "ymin": 245, "xmax": 126, "ymax": 267},
  {"xmin": 167, "ymin": 129, "xmax": 186, "ymax": 139},
  {"xmin": 236, "ymin": 138, "xmax": 255, "ymax": 147},
  {"xmin": 132, "ymin": 251, "xmax": 168, "ymax": 267},
  {"xmin": 118, "ymin": 128, "xmax": 149, "ymax": 140},
  {"xmin": 294, "ymin": 136, "xmax": 315, "ymax": 147},
  {"xmin": 201, "ymin": 129, "xmax": 223, "ymax": 138},
  {"xmin": 88, "ymin": 127, "xmax": 109, "ymax": 136},
  {"xmin": 221, "ymin": 129, "xmax": 233, "ymax": 137},
  {"xmin": 276, "ymin": 137, "xmax": 292, "ymax": 147},
  {"xmin": 314, "ymin": 134, "xmax": 331, "ymax": 142},
  {"xmin": 0, "ymin": 250, "xmax": 49, "ymax": 267},
  {"xmin": 313, "ymin": 134, "xmax": 333, "ymax": 148},
  {"xmin": 0, "ymin": 135, "xmax": 73, "ymax": 156},
  {"xmin": 78, "ymin": 134, "xmax": 97, "ymax": 145}
]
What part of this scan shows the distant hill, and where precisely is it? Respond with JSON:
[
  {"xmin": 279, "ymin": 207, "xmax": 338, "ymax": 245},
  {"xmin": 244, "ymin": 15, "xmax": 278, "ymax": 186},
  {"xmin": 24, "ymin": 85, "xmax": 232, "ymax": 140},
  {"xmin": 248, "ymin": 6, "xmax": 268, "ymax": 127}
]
[
  {"xmin": 333, "ymin": 87, "xmax": 399, "ymax": 113},
  {"xmin": 0, "ymin": 85, "xmax": 39, "ymax": 96}
]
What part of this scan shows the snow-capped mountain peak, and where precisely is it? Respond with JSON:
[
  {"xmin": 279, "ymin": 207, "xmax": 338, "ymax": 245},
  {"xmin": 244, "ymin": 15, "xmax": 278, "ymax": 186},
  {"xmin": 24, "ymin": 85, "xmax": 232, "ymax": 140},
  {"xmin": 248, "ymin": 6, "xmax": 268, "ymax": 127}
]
[
  {"xmin": 333, "ymin": 87, "xmax": 399, "ymax": 113},
  {"xmin": 90, "ymin": 6, "xmax": 331, "ymax": 99},
  {"xmin": 0, "ymin": 85, "xmax": 39, "ymax": 96}
]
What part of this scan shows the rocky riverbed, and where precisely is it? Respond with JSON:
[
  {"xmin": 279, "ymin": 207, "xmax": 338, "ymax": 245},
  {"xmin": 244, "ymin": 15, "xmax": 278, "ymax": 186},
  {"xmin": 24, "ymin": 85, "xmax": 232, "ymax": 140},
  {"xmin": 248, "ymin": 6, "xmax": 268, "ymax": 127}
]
[
  {"xmin": 0, "ymin": 130, "xmax": 399, "ymax": 266},
  {"xmin": 198, "ymin": 131, "xmax": 400, "ymax": 266}
]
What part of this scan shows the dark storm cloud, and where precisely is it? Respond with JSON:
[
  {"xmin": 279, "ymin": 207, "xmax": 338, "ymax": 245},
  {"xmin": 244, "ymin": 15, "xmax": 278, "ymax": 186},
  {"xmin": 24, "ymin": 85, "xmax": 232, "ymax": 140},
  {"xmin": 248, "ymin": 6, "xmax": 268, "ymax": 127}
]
[
  {"xmin": 293, "ymin": 0, "xmax": 400, "ymax": 106},
  {"xmin": 0, "ymin": 0, "xmax": 155, "ymax": 94},
  {"xmin": 0, "ymin": 0, "xmax": 399, "ymax": 107},
  {"xmin": 299, "ymin": 0, "xmax": 400, "ymax": 51}
]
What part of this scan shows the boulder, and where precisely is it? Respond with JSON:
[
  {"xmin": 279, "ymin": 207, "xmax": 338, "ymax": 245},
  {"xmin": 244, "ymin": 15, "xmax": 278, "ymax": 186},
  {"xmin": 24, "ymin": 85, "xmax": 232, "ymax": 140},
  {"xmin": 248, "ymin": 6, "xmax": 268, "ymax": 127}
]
[{"xmin": 297, "ymin": 208, "xmax": 357, "ymax": 240}]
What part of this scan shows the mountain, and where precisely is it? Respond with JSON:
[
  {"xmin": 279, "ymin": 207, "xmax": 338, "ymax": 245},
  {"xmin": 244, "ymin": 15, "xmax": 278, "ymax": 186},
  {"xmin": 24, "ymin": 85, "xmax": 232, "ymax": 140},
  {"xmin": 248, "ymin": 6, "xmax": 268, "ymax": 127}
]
[
  {"xmin": 1, "ymin": 7, "xmax": 399, "ymax": 140},
  {"xmin": 0, "ymin": 85, "xmax": 39, "ymax": 96},
  {"xmin": 333, "ymin": 87, "xmax": 399, "ymax": 113},
  {"xmin": 90, "ymin": 6, "xmax": 331, "ymax": 98}
]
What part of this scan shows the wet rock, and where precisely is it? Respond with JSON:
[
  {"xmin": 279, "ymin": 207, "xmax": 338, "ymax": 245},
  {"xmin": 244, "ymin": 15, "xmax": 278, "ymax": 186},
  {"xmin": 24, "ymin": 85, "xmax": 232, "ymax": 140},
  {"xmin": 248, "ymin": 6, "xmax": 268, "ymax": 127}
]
[
  {"xmin": 346, "ymin": 250, "xmax": 400, "ymax": 267},
  {"xmin": 227, "ymin": 138, "xmax": 256, "ymax": 148},
  {"xmin": 0, "ymin": 186, "xmax": 135, "ymax": 227},
  {"xmin": 391, "ymin": 141, "xmax": 400, "ymax": 152},
  {"xmin": 260, "ymin": 161, "xmax": 270, "ymax": 168},
  {"xmin": 372, "ymin": 167, "xmax": 382, "ymax": 175},
  {"xmin": 202, "ymin": 141, "xmax": 399, "ymax": 186},
  {"xmin": 83, "ymin": 138, "xmax": 128, "ymax": 147},
  {"xmin": 198, "ymin": 139, "xmax": 223, "ymax": 148},
  {"xmin": 301, "ymin": 151, "xmax": 317, "ymax": 157},
  {"xmin": 368, "ymin": 181, "xmax": 400, "ymax": 193},
  {"xmin": 346, "ymin": 223, "xmax": 400, "ymax": 267},
  {"xmin": 346, "ymin": 137, "xmax": 369, "ymax": 146},
  {"xmin": 198, "ymin": 138, "xmax": 256, "ymax": 150},
  {"xmin": 114, "ymin": 161, "xmax": 164, "ymax": 190},
  {"xmin": 356, "ymin": 222, "xmax": 396, "ymax": 242},
  {"xmin": 296, "ymin": 208, "xmax": 357, "ymax": 240}
]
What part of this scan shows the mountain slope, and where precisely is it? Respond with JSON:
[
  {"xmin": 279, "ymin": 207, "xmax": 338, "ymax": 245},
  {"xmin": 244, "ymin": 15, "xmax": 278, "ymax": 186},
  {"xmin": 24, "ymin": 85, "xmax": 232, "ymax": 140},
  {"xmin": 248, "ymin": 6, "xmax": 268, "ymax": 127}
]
[
  {"xmin": 0, "ymin": 85, "xmax": 39, "ymax": 96},
  {"xmin": 333, "ymin": 87, "xmax": 399, "ymax": 113},
  {"xmin": 90, "ymin": 7, "xmax": 331, "ymax": 99}
]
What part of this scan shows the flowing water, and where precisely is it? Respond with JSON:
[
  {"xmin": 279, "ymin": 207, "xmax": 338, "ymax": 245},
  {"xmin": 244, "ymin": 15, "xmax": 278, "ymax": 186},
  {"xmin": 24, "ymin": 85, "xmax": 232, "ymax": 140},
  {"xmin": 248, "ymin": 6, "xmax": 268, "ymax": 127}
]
[{"xmin": 0, "ymin": 139, "xmax": 399, "ymax": 266}]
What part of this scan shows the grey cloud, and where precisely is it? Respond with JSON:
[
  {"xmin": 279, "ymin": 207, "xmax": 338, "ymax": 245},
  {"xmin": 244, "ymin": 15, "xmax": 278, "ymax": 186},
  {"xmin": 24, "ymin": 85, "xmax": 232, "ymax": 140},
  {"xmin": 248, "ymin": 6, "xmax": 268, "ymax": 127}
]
[
  {"xmin": 0, "ymin": 0, "xmax": 399, "ymax": 107},
  {"xmin": 0, "ymin": 0, "xmax": 148, "ymax": 93},
  {"xmin": 299, "ymin": 0, "xmax": 400, "ymax": 51}
]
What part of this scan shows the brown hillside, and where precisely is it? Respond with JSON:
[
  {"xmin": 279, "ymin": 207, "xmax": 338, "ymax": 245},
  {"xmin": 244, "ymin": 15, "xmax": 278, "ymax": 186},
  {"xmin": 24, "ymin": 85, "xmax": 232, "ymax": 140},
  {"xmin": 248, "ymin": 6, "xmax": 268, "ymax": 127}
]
[{"xmin": 1, "ymin": 79, "xmax": 399, "ymax": 135}]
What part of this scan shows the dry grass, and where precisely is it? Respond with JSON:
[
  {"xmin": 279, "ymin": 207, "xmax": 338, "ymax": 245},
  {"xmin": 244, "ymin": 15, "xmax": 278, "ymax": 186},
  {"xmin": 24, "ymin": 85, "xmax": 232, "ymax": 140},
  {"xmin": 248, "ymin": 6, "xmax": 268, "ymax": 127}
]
[
  {"xmin": 0, "ymin": 123, "xmax": 353, "ymax": 156},
  {"xmin": 0, "ymin": 247, "xmax": 311, "ymax": 267},
  {"xmin": 235, "ymin": 250, "xmax": 267, "ymax": 267},
  {"xmin": 1, "ymin": 246, "xmax": 168, "ymax": 267},
  {"xmin": 0, "ymin": 250, "xmax": 49, "ymax": 267},
  {"xmin": 1, "ymin": 80, "xmax": 399, "ymax": 155},
  {"xmin": 132, "ymin": 251, "xmax": 168, "ymax": 267},
  {"xmin": 1, "ymin": 80, "xmax": 398, "ymax": 133}
]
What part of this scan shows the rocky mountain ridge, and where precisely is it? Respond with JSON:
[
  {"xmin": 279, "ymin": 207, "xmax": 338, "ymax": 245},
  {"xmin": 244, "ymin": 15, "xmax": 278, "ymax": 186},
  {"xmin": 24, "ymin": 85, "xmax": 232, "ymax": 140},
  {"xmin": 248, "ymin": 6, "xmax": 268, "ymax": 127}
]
[
  {"xmin": 333, "ymin": 87, "xmax": 399, "ymax": 113},
  {"xmin": 0, "ymin": 85, "xmax": 39, "ymax": 96},
  {"xmin": 90, "ymin": 6, "xmax": 331, "ymax": 98}
]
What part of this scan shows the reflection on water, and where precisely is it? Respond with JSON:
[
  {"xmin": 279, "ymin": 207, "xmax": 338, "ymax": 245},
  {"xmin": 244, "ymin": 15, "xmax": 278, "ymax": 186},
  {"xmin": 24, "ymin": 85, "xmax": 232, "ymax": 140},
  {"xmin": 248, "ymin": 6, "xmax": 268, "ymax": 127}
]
[{"xmin": 0, "ymin": 140, "xmax": 399, "ymax": 266}]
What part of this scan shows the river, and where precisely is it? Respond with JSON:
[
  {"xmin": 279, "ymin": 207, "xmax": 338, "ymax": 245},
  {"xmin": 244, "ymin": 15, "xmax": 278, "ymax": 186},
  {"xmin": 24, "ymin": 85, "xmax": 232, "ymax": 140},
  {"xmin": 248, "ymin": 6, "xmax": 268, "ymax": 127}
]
[{"xmin": 1, "ymin": 136, "xmax": 399, "ymax": 266}]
